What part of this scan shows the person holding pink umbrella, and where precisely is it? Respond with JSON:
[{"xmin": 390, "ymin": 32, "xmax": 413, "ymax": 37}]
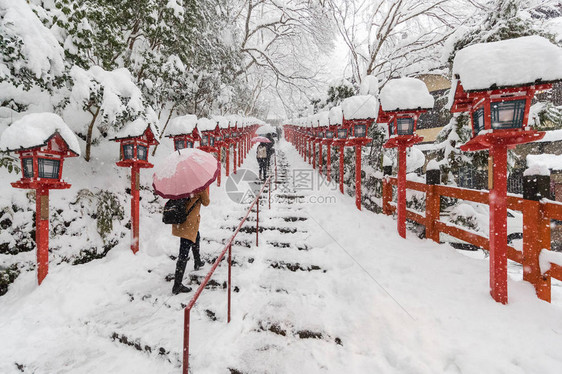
[{"xmin": 153, "ymin": 149, "xmax": 219, "ymax": 294}]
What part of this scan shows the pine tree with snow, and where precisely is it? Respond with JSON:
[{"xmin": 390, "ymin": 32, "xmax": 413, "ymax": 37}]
[{"xmin": 431, "ymin": 113, "xmax": 487, "ymax": 186}]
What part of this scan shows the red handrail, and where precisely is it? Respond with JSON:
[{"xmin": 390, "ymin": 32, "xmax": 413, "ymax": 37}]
[{"xmin": 182, "ymin": 176, "xmax": 272, "ymax": 373}]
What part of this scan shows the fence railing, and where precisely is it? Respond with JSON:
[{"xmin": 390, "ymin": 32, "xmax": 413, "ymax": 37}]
[
  {"xmin": 382, "ymin": 176, "xmax": 562, "ymax": 302},
  {"xmin": 182, "ymin": 176, "xmax": 272, "ymax": 373}
]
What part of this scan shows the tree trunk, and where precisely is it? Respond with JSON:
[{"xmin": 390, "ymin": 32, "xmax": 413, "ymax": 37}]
[
  {"xmin": 151, "ymin": 104, "xmax": 177, "ymax": 156},
  {"xmin": 84, "ymin": 106, "xmax": 101, "ymax": 162}
]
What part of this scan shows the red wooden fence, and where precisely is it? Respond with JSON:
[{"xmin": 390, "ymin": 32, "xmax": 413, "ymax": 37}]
[{"xmin": 382, "ymin": 176, "xmax": 562, "ymax": 303}]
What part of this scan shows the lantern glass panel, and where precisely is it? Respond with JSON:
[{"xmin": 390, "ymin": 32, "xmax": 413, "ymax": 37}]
[
  {"xmin": 397, "ymin": 118, "xmax": 414, "ymax": 135},
  {"xmin": 472, "ymin": 107, "xmax": 485, "ymax": 135},
  {"xmin": 201, "ymin": 136, "xmax": 208, "ymax": 146},
  {"xmin": 137, "ymin": 145, "xmax": 148, "ymax": 160},
  {"xmin": 216, "ymin": 136, "xmax": 222, "ymax": 142},
  {"xmin": 337, "ymin": 129, "xmax": 347, "ymax": 139},
  {"xmin": 123, "ymin": 144, "xmax": 134, "ymax": 160},
  {"xmin": 210, "ymin": 137, "xmax": 215, "ymax": 146},
  {"xmin": 319, "ymin": 132, "xmax": 324, "ymax": 138},
  {"xmin": 326, "ymin": 131, "xmax": 334, "ymax": 139},
  {"xmin": 23, "ymin": 158, "xmax": 34, "ymax": 178},
  {"xmin": 38, "ymin": 158, "xmax": 60, "ymax": 179},
  {"xmin": 186, "ymin": 141, "xmax": 194, "ymax": 148},
  {"xmin": 354, "ymin": 124, "xmax": 366, "ymax": 137},
  {"xmin": 175, "ymin": 139, "xmax": 185, "ymax": 150},
  {"xmin": 491, "ymin": 99, "xmax": 526, "ymax": 129}
]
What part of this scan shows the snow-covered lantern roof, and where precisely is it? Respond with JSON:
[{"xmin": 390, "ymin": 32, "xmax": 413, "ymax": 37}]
[
  {"xmin": 112, "ymin": 118, "xmax": 159, "ymax": 168},
  {"xmin": 449, "ymin": 36, "xmax": 562, "ymax": 151},
  {"xmin": 214, "ymin": 116, "xmax": 229, "ymax": 130},
  {"xmin": 166, "ymin": 114, "xmax": 197, "ymax": 151},
  {"xmin": 328, "ymin": 106, "xmax": 343, "ymax": 141},
  {"xmin": 378, "ymin": 77, "xmax": 434, "ymax": 141},
  {"xmin": 212, "ymin": 116, "xmax": 228, "ymax": 144},
  {"xmin": 0, "ymin": 113, "xmax": 80, "ymax": 189},
  {"xmin": 317, "ymin": 111, "xmax": 330, "ymax": 139},
  {"xmin": 197, "ymin": 118, "xmax": 218, "ymax": 148},
  {"xmin": 341, "ymin": 95, "xmax": 379, "ymax": 141}
]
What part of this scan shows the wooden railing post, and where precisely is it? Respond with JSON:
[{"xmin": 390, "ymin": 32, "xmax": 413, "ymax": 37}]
[
  {"xmin": 382, "ymin": 165, "xmax": 392, "ymax": 215},
  {"xmin": 522, "ymin": 173, "xmax": 552, "ymax": 302},
  {"xmin": 425, "ymin": 168, "xmax": 441, "ymax": 243}
]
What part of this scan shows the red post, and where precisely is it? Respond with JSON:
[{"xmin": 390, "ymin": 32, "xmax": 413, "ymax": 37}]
[
  {"xmin": 327, "ymin": 144, "xmax": 331, "ymax": 182},
  {"xmin": 269, "ymin": 178, "xmax": 271, "ymax": 210},
  {"xmin": 226, "ymin": 144, "xmax": 230, "ymax": 177},
  {"xmin": 183, "ymin": 308, "xmax": 191, "ymax": 374},
  {"xmin": 216, "ymin": 148, "xmax": 222, "ymax": 187},
  {"xmin": 355, "ymin": 145, "xmax": 362, "ymax": 210},
  {"xmin": 256, "ymin": 197, "xmax": 259, "ymax": 246},
  {"xmin": 36, "ymin": 187, "xmax": 49, "ymax": 285},
  {"xmin": 425, "ymin": 183, "xmax": 440, "ymax": 243},
  {"xmin": 312, "ymin": 142, "xmax": 316, "ymax": 169},
  {"xmin": 318, "ymin": 143, "xmax": 323, "ymax": 175},
  {"xmin": 339, "ymin": 146, "xmax": 344, "ymax": 194},
  {"xmin": 131, "ymin": 165, "xmax": 140, "ymax": 254},
  {"xmin": 397, "ymin": 145, "xmax": 407, "ymax": 239},
  {"xmin": 233, "ymin": 144, "xmax": 237, "ymax": 174},
  {"xmin": 489, "ymin": 144, "xmax": 508, "ymax": 304},
  {"xmin": 227, "ymin": 243, "xmax": 232, "ymax": 322},
  {"xmin": 382, "ymin": 177, "xmax": 392, "ymax": 215},
  {"xmin": 523, "ymin": 200, "xmax": 551, "ymax": 302},
  {"xmin": 274, "ymin": 154, "xmax": 277, "ymax": 191},
  {"xmin": 238, "ymin": 140, "xmax": 242, "ymax": 167}
]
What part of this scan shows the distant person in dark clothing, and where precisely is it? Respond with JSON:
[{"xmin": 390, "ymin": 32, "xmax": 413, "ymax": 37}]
[
  {"xmin": 265, "ymin": 133, "xmax": 275, "ymax": 172},
  {"xmin": 256, "ymin": 143, "xmax": 268, "ymax": 181}
]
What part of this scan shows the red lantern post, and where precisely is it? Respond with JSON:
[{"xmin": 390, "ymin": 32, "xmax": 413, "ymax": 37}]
[
  {"xmin": 112, "ymin": 120, "xmax": 159, "ymax": 254},
  {"xmin": 332, "ymin": 127, "xmax": 347, "ymax": 194},
  {"xmin": 379, "ymin": 78, "xmax": 434, "ymax": 238},
  {"xmin": 1, "ymin": 113, "xmax": 80, "ymax": 284},
  {"xmin": 197, "ymin": 118, "xmax": 222, "ymax": 186},
  {"xmin": 449, "ymin": 36, "xmax": 562, "ymax": 303},
  {"xmin": 341, "ymin": 95, "xmax": 378, "ymax": 210},
  {"xmin": 327, "ymin": 107, "xmax": 343, "ymax": 183},
  {"xmin": 322, "ymin": 126, "xmax": 336, "ymax": 181},
  {"xmin": 316, "ymin": 111, "xmax": 330, "ymax": 175}
]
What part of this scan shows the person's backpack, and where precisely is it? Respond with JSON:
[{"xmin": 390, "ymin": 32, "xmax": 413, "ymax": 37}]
[
  {"xmin": 162, "ymin": 197, "xmax": 199, "ymax": 224},
  {"xmin": 257, "ymin": 145, "xmax": 267, "ymax": 159}
]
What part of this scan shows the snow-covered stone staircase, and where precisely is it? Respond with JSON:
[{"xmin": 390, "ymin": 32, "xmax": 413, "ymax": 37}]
[{"xmin": 212, "ymin": 150, "xmax": 348, "ymax": 373}]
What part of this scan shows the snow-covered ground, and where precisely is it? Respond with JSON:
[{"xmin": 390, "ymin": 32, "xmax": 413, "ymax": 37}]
[{"xmin": 1, "ymin": 139, "xmax": 561, "ymax": 374}]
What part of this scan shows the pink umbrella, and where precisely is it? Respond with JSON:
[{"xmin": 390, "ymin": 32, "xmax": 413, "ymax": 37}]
[
  {"xmin": 251, "ymin": 136, "xmax": 271, "ymax": 143},
  {"xmin": 153, "ymin": 148, "xmax": 220, "ymax": 199}
]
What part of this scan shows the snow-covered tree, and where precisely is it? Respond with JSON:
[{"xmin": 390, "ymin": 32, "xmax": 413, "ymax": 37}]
[
  {"xmin": 431, "ymin": 113, "xmax": 487, "ymax": 185},
  {"xmin": 326, "ymin": 0, "xmax": 473, "ymax": 84},
  {"xmin": 62, "ymin": 66, "xmax": 150, "ymax": 161},
  {"xmin": 0, "ymin": 0, "xmax": 66, "ymax": 111}
]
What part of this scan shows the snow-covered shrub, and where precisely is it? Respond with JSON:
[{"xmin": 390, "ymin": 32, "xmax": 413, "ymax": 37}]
[
  {"xmin": 0, "ymin": 154, "xmax": 20, "ymax": 174},
  {"xmin": 448, "ymin": 203, "xmax": 484, "ymax": 233}
]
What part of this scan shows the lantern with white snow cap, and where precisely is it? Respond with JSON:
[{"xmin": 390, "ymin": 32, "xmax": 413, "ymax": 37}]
[
  {"xmin": 166, "ymin": 115, "xmax": 198, "ymax": 152},
  {"xmin": 111, "ymin": 118, "xmax": 159, "ymax": 254},
  {"xmin": 378, "ymin": 77, "xmax": 434, "ymax": 239},
  {"xmin": 450, "ymin": 36, "xmax": 562, "ymax": 304},
  {"xmin": 341, "ymin": 95, "xmax": 378, "ymax": 210},
  {"xmin": 0, "ymin": 113, "xmax": 80, "ymax": 285}
]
